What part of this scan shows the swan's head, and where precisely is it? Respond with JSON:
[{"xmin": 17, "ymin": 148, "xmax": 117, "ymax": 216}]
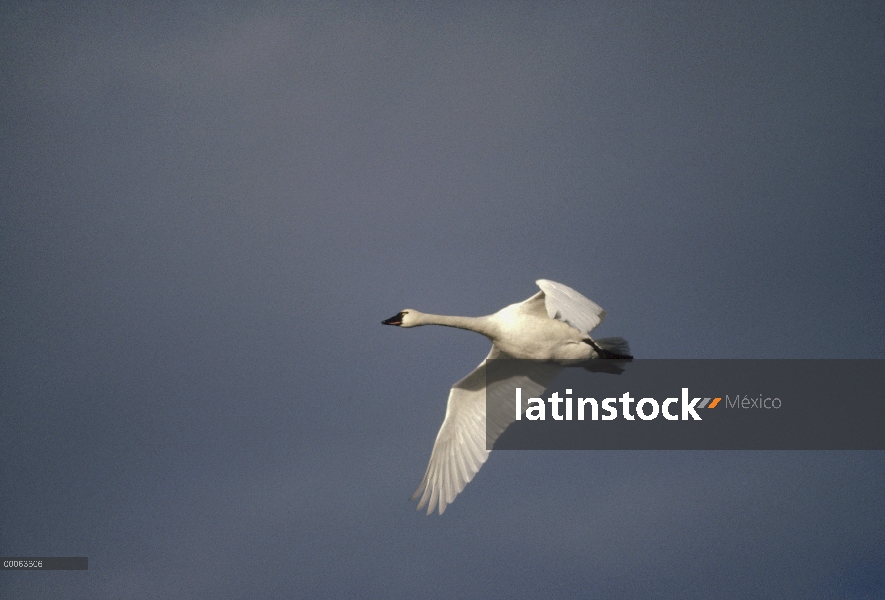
[{"xmin": 382, "ymin": 310, "xmax": 423, "ymax": 328}]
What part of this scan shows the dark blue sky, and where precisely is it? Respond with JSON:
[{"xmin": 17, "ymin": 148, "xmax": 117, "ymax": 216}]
[{"xmin": 2, "ymin": 2, "xmax": 884, "ymax": 598}]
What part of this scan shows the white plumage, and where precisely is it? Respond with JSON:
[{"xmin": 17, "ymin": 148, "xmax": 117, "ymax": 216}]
[{"xmin": 382, "ymin": 279, "xmax": 631, "ymax": 515}]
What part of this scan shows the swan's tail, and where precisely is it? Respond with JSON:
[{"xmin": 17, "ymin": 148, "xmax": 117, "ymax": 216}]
[
  {"xmin": 595, "ymin": 337, "xmax": 632, "ymax": 360},
  {"xmin": 580, "ymin": 337, "xmax": 632, "ymax": 373}
]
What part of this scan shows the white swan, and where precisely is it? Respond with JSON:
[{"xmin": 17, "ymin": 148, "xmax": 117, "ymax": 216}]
[{"xmin": 383, "ymin": 279, "xmax": 631, "ymax": 515}]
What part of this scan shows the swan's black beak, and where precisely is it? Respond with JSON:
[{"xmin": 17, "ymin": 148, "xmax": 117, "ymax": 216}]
[{"xmin": 382, "ymin": 312, "xmax": 404, "ymax": 326}]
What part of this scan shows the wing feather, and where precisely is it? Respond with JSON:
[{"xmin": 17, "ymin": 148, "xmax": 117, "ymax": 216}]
[
  {"xmin": 412, "ymin": 347, "xmax": 561, "ymax": 515},
  {"xmin": 536, "ymin": 279, "xmax": 606, "ymax": 335}
]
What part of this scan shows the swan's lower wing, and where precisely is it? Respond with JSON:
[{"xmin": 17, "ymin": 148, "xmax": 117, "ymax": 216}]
[
  {"xmin": 536, "ymin": 279, "xmax": 606, "ymax": 335},
  {"xmin": 411, "ymin": 348, "xmax": 561, "ymax": 515}
]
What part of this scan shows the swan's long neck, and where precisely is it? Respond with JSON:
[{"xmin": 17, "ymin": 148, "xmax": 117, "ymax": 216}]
[{"xmin": 416, "ymin": 313, "xmax": 495, "ymax": 337}]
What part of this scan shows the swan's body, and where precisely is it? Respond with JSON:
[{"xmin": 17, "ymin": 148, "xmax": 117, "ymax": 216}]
[{"xmin": 383, "ymin": 279, "xmax": 631, "ymax": 515}]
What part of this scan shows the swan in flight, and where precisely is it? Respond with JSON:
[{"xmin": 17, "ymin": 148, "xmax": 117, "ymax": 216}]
[{"xmin": 382, "ymin": 279, "xmax": 631, "ymax": 515}]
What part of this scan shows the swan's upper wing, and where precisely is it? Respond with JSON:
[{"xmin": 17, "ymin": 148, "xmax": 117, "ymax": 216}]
[
  {"xmin": 516, "ymin": 290, "xmax": 548, "ymax": 318},
  {"xmin": 536, "ymin": 279, "xmax": 606, "ymax": 335},
  {"xmin": 412, "ymin": 347, "xmax": 561, "ymax": 515}
]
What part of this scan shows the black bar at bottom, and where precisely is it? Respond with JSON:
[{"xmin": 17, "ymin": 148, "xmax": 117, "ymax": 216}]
[{"xmin": 1, "ymin": 557, "xmax": 88, "ymax": 570}]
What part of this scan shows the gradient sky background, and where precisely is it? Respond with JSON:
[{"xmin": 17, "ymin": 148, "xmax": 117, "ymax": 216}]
[{"xmin": 2, "ymin": 2, "xmax": 884, "ymax": 598}]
